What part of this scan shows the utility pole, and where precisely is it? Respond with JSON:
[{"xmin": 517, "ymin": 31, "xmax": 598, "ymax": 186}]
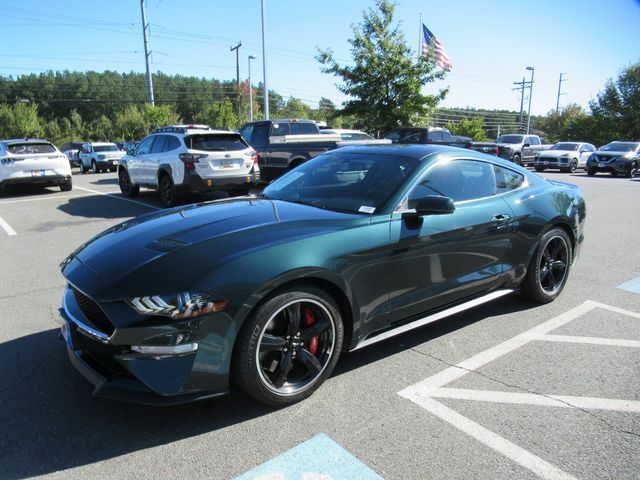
[
  {"xmin": 230, "ymin": 41, "xmax": 242, "ymax": 86},
  {"xmin": 556, "ymin": 73, "xmax": 567, "ymax": 113},
  {"xmin": 139, "ymin": 0, "xmax": 154, "ymax": 105},
  {"xmin": 526, "ymin": 66, "xmax": 535, "ymax": 134},
  {"xmin": 261, "ymin": 0, "xmax": 269, "ymax": 120},
  {"xmin": 513, "ymin": 77, "xmax": 527, "ymax": 132}
]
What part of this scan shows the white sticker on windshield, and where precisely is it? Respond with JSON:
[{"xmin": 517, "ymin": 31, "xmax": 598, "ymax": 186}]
[{"xmin": 358, "ymin": 206, "xmax": 376, "ymax": 214}]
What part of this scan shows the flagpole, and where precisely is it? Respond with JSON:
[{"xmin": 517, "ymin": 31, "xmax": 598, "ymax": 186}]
[{"xmin": 418, "ymin": 13, "xmax": 422, "ymax": 58}]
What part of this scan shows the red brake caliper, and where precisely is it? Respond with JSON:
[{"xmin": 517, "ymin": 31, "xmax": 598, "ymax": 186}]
[{"xmin": 303, "ymin": 307, "xmax": 319, "ymax": 355}]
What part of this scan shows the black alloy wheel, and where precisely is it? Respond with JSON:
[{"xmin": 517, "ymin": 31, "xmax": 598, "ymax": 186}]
[
  {"xmin": 569, "ymin": 160, "xmax": 578, "ymax": 173},
  {"xmin": 520, "ymin": 228, "xmax": 572, "ymax": 303},
  {"xmin": 627, "ymin": 161, "xmax": 638, "ymax": 178},
  {"xmin": 233, "ymin": 286, "xmax": 343, "ymax": 405},
  {"xmin": 118, "ymin": 168, "xmax": 139, "ymax": 197},
  {"xmin": 159, "ymin": 174, "xmax": 178, "ymax": 207}
]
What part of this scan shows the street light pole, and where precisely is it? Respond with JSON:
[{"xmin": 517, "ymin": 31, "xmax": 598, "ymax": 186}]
[
  {"xmin": 526, "ymin": 66, "xmax": 535, "ymax": 134},
  {"xmin": 261, "ymin": 0, "xmax": 269, "ymax": 120},
  {"xmin": 248, "ymin": 55, "xmax": 256, "ymax": 121}
]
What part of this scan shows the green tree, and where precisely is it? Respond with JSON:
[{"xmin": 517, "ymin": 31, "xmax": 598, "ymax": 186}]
[
  {"xmin": 0, "ymin": 102, "xmax": 42, "ymax": 139},
  {"xmin": 537, "ymin": 103, "xmax": 590, "ymax": 143},
  {"xmin": 446, "ymin": 117, "xmax": 489, "ymax": 141},
  {"xmin": 589, "ymin": 62, "xmax": 640, "ymax": 143},
  {"xmin": 194, "ymin": 98, "xmax": 239, "ymax": 129},
  {"xmin": 317, "ymin": 0, "xmax": 447, "ymax": 135}
]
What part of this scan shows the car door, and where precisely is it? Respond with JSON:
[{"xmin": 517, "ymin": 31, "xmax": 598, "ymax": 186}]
[
  {"xmin": 144, "ymin": 134, "xmax": 168, "ymax": 186},
  {"xmin": 578, "ymin": 144, "xmax": 595, "ymax": 168},
  {"xmin": 387, "ymin": 159, "xmax": 515, "ymax": 323},
  {"xmin": 129, "ymin": 135, "xmax": 155, "ymax": 184}
]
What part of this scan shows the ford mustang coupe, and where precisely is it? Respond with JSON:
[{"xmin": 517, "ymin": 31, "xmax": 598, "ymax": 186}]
[{"xmin": 59, "ymin": 145, "xmax": 586, "ymax": 405}]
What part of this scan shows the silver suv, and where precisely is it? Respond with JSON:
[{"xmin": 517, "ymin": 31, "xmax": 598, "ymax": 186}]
[{"xmin": 118, "ymin": 125, "xmax": 260, "ymax": 207}]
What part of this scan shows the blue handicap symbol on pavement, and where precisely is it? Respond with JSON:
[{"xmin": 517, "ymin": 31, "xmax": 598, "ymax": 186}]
[
  {"xmin": 234, "ymin": 433, "xmax": 383, "ymax": 480},
  {"xmin": 618, "ymin": 276, "xmax": 640, "ymax": 294}
]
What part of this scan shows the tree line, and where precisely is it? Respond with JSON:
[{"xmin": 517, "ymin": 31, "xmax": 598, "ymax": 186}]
[{"xmin": 0, "ymin": 0, "xmax": 637, "ymax": 149}]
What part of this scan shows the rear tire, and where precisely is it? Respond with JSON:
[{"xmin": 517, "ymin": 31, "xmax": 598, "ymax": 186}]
[
  {"xmin": 119, "ymin": 168, "xmax": 139, "ymax": 197},
  {"xmin": 519, "ymin": 228, "xmax": 572, "ymax": 304},
  {"xmin": 60, "ymin": 179, "xmax": 72, "ymax": 192},
  {"xmin": 232, "ymin": 285, "xmax": 343, "ymax": 405},
  {"xmin": 159, "ymin": 173, "xmax": 180, "ymax": 207}
]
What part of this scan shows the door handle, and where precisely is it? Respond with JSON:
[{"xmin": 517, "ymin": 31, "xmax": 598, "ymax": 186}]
[{"xmin": 490, "ymin": 214, "xmax": 511, "ymax": 225}]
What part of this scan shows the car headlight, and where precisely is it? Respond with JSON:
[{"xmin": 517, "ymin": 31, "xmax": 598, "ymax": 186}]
[
  {"xmin": 128, "ymin": 292, "xmax": 228, "ymax": 320},
  {"xmin": 98, "ymin": 154, "xmax": 106, "ymax": 160},
  {"xmin": 560, "ymin": 153, "xmax": 570, "ymax": 158}
]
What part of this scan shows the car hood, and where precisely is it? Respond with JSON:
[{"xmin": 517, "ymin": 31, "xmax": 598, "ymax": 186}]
[
  {"xmin": 66, "ymin": 197, "xmax": 360, "ymax": 288},
  {"xmin": 538, "ymin": 150, "xmax": 575, "ymax": 158}
]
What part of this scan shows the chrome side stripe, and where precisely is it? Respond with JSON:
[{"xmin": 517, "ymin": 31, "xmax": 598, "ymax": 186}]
[{"xmin": 351, "ymin": 289, "xmax": 514, "ymax": 351}]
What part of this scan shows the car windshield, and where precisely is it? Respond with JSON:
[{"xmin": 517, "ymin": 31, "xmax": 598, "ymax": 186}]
[
  {"xmin": 185, "ymin": 134, "xmax": 247, "ymax": 151},
  {"xmin": 497, "ymin": 135, "xmax": 524, "ymax": 143},
  {"xmin": 600, "ymin": 142, "xmax": 638, "ymax": 152},
  {"xmin": 94, "ymin": 145, "xmax": 119, "ymax": 152},
  {"xmin": 262, "ymin": 152, "xmax": 418, "ymax": 214},
  {"xmin": 7, "ymin": 143, "xmax": 56, "ymax": 154},
  {"xmin": 551, "ymin": 143, "xmax": 579, "ymax": 151}
]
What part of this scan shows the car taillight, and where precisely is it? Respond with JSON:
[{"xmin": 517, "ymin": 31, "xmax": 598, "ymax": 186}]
[
  {"xmin": 179, "ymin": 153, "xmax": 206, "ymax": 170},
  {"xmin": 250, "ymin": 150, "xmax": 259, "ymax": 165}
]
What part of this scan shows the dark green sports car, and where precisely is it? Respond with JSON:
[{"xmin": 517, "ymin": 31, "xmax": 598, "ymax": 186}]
[{"xmin": 59, "ymin": 145, "xmax": 586, "ymax": 405}]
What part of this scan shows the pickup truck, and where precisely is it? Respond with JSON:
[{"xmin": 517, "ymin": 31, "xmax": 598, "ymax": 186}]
[
  {"xmin": 239, "ymin": 119, "xmax": 389, "ymax": 181},
  {"xmin": 78, "ymin": 142, "xmax": 126, "ymax": 173},
  {"xmin": 496, "ymin": 134, "xmax": 549, "ymax": 166},
  {"xmin": 384, "ymin": 127, "xmax": 498, "ymax": 155}
]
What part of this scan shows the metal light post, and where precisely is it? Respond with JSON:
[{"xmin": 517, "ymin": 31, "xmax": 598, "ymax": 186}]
[
  {"xmin": 261, "ymin": 0, "xmax": 269, "ymax": 120},
  {"xmin": 248, "ymin": 55, "xmax": 256, "ymax": 121},
  {"xmin": 526, "ymin": 66, "xmax": 534, "ymax": 134}
]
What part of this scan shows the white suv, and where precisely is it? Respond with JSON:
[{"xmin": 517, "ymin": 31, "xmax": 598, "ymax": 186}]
[
  {"xmin": 0, "ymin": 139, "xmax": 72, "ymax": 192},
  {"xmin": 118, "ymin": 125, "xmax": 260, "ymax": 207},
  {"xmin": 78, "ymin": 142, "xmax": 125, "ymax": 173}
]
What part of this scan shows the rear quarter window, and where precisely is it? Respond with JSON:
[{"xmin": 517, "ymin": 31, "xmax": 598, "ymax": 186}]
[
  {"xmin": 185, "ymin": 134, "xmax": 248, "ymax": 151},
  {"xmin": 7, "ymin": 143, "xmax": 56, "ymax": 154}
]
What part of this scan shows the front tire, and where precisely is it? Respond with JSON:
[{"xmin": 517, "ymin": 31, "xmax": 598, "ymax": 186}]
[
  {"xmin": 119, "ymin": 168, "xmax": 140, "ymax": 197},
  {"xmin": 519, "ymin": 228, "xmax": 572, "ymax": 303},
  {"xmin": 81, "ymin": 161, "xmax": 88, "ymax": 174},
  {"xmin": 91, "ymin": 160, "xmax": 98, "ymax": 173},
  {"xmin": 233, "ymin": 286, "xmax": 344, "ymax": 405},
  {"xmin": 60, "ymin": 179, "xmax": 72, "ymax": 192},
  {"xmin": 587, "ymin": 167, "xmax": 596, "ymax": 176},
  {"xmin": 534, "ymin": 165, "xmax": 545, "ymax": 172},
  {"xmin": 626, "ymin": 161, "xmax": 638, "ymax": 178},
  {"xmin": 513, "ymin": 154, "xmax": 521, "ymax": 166},
  {"xmin": 569, "ymin": 159, "xmax": 578, "ymax": 173}
]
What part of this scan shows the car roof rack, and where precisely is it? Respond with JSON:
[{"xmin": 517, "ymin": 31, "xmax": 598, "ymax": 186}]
[{"xmin": 152, "ymin": 125, "xmax": 213, "ymax": 134}]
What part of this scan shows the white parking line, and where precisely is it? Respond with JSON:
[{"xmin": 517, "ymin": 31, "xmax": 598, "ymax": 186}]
[
  {"xmin": 73, "ymin": 186, "xmax": 161, "ymax": 211},
  {"xmin": 398, "ymin": 300, "xmax": 640, "ymax": 480},
  {"xmin": 0, "ymin": 216, "xmax": 17, "ymax": 236}
]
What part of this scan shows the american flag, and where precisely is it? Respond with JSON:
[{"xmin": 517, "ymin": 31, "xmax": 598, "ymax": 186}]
[{"xmin": 421, "ymin": 23, "xmax": 452, "ymax": 71}]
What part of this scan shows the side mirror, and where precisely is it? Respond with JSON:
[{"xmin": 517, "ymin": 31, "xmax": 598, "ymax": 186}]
[
  {"xmin": 127, "ymin": 148, "xmax": 136, "ymax": 156},
  {"xmin": 523, "ymin": 142, "xmax": 531, "ymax": 147},
  {"xmin": 403, "ymin": 195, "xmax": 455, "ymax": 220}
]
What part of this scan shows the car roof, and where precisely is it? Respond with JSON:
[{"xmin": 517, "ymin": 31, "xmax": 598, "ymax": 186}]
[
  {"xmin": 89, "ymin": 142, "xmax": 117, "ymax": 146},
  {"xmin": 2, "ymin": 138, "xmax": 53, "ymax": 145},
  {"xmin": 323, "ymin": 129, "xmax": 370, "ymax": 134}
]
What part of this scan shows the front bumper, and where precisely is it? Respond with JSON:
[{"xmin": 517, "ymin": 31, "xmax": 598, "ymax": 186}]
[
  {"xmin": 586, "ymin": 159, "xmax": 631, "ymax": 174},
  {"xmin": 96, "ymin": 158, "xmax": 120, "ymax": 169},
  {"xmin": 58, "ymin": 285, "xmax": 234, "ymax": 405}
]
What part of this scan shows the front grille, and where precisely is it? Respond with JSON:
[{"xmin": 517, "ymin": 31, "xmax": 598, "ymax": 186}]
[
  {"xmin": 71, "ymin": 285, "xmax": 116, "ymax": 336},
  {"xmin": 538, "ymin": 157, "xmax": 558, "ymax": 164}
]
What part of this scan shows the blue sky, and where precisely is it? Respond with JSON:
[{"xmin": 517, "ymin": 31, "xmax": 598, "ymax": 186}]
[{"xmin": 0, "ymin": 0, "xmax": 638, "ymax": 116}]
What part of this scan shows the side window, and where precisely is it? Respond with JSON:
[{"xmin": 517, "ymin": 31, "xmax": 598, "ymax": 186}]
[
  {"xmin": 528, "ymin": 136, "xmax": 541, "ymax": 146},
  {"xmin": 385, "ymin": 130, "xmax": 401, "ymax": 143},
  {"xmin": 271, "ymin": 123, "xmax": 290, "ymax": 136},
  {"xmin": 300, "ymin": 123, "xmax": 317, "ymax": 134},
  {"xmin": 239, "ymin": 125, "xmax": 253, "ymax": 143},
  {"xmin": 427, "ymin": 130, "xmax": 443, "ymax": 142},
  {"xmin": 289, "ymin": 124, "xmax": 301, "ymax": 135},
  {"xmin": 166, "ymin": 136, "xmax": 181, "ymax": 151},
  {"xmin": 251, "ymin": 124, "xmax": 269, "ymax": 148},
  {"xmin": 494, "ymin": 165, "xmax": 525, "ymax": 194},
  {"xmin": 136, "ymin": 136, "xmax": 155, "ymax": 155},
  {"xmin": 408, "ymin": 160, "xmax": 495, "ymax": 205},
  {"xmin": 402, "ymin": 130, "xmax": 424, "ymax": 143},
  {"xmin": 150, "ymin": 135, "xmax": 168, "ymax": 154}
]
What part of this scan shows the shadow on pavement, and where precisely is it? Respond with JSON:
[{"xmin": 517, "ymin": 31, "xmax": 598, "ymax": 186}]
[
  {"xmin": 57, "ymin": 194, "xmax": 155, "ymax": 220},
  {"xmin": 0, "ymin": 329, "xmax": 277, "ymax": 478}
]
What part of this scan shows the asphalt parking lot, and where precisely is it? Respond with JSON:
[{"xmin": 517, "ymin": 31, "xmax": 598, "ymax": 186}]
[{"xmin": 0, "ymin": 169, "xmax": 638, "ymax": 479}]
